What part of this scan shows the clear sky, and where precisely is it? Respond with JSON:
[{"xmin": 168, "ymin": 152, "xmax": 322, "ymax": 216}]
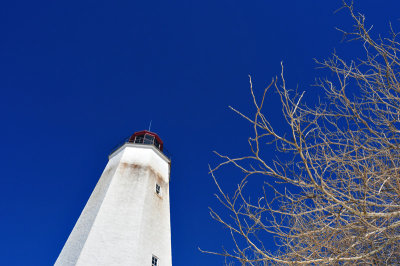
[{"xmin": 1, "ymin": 1, "xmax": 399, "ymax": 265}]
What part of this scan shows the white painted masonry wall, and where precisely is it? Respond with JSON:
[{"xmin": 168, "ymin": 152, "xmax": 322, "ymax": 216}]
[{"xmin": 55, "ymin": 144, "xmax": 172, "ymax": 266}]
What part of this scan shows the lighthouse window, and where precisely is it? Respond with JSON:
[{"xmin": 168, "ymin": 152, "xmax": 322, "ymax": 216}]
[
  {"xmin": 156, "ymin": 184, "xmax": 161, "ymax": 195},
  {"xmin": 152, "ymin": 255, "xmax": 158, "ymax": 266},
  {"xmin": 154, "ymin": 138, "xmax": 160, "ymax": 149},
  {"xmin": 144, "ymin": 134, "xmax": 155, "ymax": 144},
  {"xmin": 134, "ymin": 135, "xmax": 144, "ymax": 144}
]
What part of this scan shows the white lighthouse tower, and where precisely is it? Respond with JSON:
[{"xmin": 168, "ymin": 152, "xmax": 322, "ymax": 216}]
[{"xmin": 56, "ymin": 130, "xmax": 172, "ymax": 266}]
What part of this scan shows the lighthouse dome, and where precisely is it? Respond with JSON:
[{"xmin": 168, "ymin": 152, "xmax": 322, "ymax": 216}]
[{"xmin": 128, "ymin": 130, "xmax": 164, "ymax": 151}]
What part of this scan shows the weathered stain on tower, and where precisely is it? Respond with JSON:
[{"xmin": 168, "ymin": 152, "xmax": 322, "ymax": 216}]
[{"xmin": 55, "ymin": 130, "xmax": 172, "ymax": 266}]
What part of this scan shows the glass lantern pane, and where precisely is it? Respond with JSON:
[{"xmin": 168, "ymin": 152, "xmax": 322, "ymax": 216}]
[{"xmin": 144, "ymin": 134, "xmax": 154, "ymax": 144}]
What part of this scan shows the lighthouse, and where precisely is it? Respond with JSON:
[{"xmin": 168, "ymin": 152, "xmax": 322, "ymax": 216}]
[{"xmin": 55, "ymin": 130, "xmax": 172, "ymax": 266}]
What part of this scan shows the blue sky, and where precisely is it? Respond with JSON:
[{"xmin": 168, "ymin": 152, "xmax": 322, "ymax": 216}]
[{"xmin": 1, "ymin": 1, "xmax": 400, "ymax": 265}]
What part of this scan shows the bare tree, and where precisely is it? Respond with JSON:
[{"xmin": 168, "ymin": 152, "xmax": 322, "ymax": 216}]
[{"xmin": 205, "ymin": 2, "xmax": 400, "ymax": 265}]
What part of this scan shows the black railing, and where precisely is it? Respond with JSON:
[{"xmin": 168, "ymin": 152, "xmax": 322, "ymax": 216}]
[{"xmin": 109, "ymin": 137, "xmax": 171, "ymax": 160}]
